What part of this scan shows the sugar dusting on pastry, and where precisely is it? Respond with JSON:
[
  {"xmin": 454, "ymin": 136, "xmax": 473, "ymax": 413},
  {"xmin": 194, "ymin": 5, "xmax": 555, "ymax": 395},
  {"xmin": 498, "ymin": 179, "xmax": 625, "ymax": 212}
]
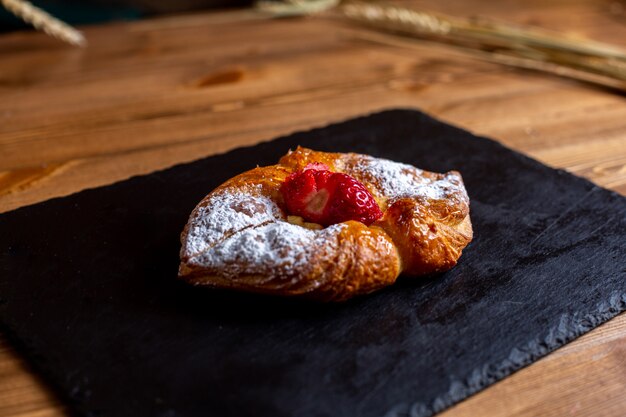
[
  {"xmin": 179, "ymin": 148, "xmax": 472, "ymax": 300},
  {"xmin": 346, "ymin": 156, "xmax": 466, "ymax": 204},
  {"xmin": 189, "ymin": 222, "xmax": 345, "ymax": 280},
  {"xmin": 182, "ymin": 185, "xmax": 346, "ymax": 278},
  {"xmin": 183, "ymin": 156, "xmax": 465, "ymax": 271},
  {"xmin": 181, "ymin": 189, "xmax": 282, "ymax": 260}
]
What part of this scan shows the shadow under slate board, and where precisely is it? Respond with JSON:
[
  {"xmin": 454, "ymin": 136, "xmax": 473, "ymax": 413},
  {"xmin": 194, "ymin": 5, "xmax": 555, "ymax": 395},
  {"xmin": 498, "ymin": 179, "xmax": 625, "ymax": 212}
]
[{"xmin": 0, "ymin": 109, "xmax": 625, "ymax": 417}]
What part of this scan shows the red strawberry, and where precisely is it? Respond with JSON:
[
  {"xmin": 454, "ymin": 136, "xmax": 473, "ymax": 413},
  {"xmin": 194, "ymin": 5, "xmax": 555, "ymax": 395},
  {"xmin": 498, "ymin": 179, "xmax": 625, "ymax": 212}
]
[
  {"xmin": 325, "ymin": 173, "xmax": 383, "ymax": 225},
  {"xmin": 280, "ymin": 164, "xmax": 333, "ymax": 224},
  {"xmin": 280, "ymin": 163, "xmax": 382, "ymax": 226}
]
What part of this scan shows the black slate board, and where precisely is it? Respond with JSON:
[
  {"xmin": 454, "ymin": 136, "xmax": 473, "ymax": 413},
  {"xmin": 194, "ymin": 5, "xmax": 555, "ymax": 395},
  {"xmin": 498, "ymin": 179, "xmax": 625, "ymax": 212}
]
[{"xmin": 1, "ymin": 109, "xmax": 625, "ymax": 417}]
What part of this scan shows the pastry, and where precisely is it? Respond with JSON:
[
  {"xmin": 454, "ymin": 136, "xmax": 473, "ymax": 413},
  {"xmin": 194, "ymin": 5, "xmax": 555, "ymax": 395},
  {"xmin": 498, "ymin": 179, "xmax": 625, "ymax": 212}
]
[{"xmin": 178, "ymin": 147, "xmax": 473, "ymax": 301}]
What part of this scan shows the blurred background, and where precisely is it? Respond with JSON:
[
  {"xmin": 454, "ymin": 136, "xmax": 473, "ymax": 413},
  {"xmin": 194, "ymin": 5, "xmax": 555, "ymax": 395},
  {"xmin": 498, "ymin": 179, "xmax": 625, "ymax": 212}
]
[
  {"xmin": 0, "ymin": 3, "xmax": 625, "ymax": 416},
  {"xmin": 0, "ymin": 0, "xmax": 253, "ymax": 32}
]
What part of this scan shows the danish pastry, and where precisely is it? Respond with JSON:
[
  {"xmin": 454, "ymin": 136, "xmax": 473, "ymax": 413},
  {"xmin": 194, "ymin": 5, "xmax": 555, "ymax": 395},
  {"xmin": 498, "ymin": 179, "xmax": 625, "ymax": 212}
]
[{"xmin": 179, "ymin": 147, "xmax": 472, "ymax": 301}]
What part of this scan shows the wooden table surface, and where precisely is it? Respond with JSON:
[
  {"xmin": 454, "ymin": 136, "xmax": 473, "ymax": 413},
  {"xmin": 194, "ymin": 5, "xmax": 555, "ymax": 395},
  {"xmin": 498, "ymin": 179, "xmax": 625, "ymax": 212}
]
[{"xmin": 1, "ymin": 0, "xmax": 625, "ymax": 416}]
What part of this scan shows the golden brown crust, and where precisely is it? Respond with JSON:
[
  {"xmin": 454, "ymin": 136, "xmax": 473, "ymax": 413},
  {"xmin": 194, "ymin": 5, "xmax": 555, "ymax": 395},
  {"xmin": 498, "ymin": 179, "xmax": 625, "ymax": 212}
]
[
  {"xmin": 376, "ymin": 198, "xmax": 472, "ymax": 275},
  {"xmin": 179, "ymin": 147, "xmax": 473, "ymax": 301}
]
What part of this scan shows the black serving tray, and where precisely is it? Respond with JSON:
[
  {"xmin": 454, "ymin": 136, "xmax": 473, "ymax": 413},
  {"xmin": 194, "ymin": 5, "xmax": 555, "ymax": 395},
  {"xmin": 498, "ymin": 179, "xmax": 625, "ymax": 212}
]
[{"xmin": 1, "ymin": 109, "xmax": 625, "ymax": 417}]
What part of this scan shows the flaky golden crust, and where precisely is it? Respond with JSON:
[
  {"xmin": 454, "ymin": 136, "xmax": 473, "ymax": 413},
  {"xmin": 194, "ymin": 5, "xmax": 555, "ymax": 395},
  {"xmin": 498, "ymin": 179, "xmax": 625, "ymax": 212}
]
[{"xmin": 179, "ymin": 147, "xmax": 472, "ymax": 301}]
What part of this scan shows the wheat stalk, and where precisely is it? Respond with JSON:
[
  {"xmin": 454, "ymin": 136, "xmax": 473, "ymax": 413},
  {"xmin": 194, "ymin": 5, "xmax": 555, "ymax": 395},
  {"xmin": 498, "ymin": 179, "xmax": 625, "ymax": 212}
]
[
  {"xmin": 352, "ymin": 31, "xmax": 626, "ymax": 92},
  {"xmin": 343, "ymin": 2, "xmax": 626, "ymax": 80},
  {"xmin": 2, "ymin": 0, "xmax": 86, "ymax": 46},
  {"xmin": 341, "ymin": 2, "xmax": 626, "ymax": 60},
  {"xmin": 257, "ymin": 0, "xmax": 339, "ymax": 16},
  {"xmin": 341, "ymin": 2, "xmax": 626, "ymax": 61},
  {"xmin": 256, "ymin": 0, "xmax": 626, "ymax": 92}
]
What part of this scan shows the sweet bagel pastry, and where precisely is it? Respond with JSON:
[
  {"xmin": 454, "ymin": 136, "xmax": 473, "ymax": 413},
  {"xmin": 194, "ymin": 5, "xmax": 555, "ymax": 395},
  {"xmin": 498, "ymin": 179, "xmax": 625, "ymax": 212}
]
[{"xmin": 179, "ymin": 147, "xmax": 473, "ymax": 301}]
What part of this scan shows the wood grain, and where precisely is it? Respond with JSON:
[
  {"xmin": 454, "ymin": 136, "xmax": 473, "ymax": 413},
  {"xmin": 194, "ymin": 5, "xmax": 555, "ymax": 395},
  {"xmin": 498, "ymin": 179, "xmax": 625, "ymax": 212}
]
[{"xmin": 0, "ymin": 0, "xmax": 625, "ymax": 416}]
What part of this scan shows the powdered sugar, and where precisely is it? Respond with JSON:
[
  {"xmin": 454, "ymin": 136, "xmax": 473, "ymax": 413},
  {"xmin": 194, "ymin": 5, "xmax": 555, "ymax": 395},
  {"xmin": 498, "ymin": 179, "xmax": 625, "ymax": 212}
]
[
  {"xmin": 181, "ymin": 188, "xmax": 283, "ymax": 259},
  {"xmin": 348, "ymin": 156, "xmax": 465, "ymax": 203},
  {"xmin": 188, "ymin": 222, "xmax": 345, "ymax": 279}
]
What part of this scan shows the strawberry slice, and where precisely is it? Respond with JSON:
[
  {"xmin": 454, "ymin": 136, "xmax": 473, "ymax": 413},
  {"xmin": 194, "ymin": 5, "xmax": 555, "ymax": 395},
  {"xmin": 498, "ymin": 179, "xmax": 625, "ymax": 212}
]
[{"xmin": 280, "ymin": 163, "xmax": 382, "ymax": 226}]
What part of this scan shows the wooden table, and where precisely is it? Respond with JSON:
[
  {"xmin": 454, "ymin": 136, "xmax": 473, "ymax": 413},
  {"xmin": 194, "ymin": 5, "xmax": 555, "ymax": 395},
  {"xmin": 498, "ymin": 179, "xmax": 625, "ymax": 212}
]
[{"xmin": 1, "ymin": 0, "xmax": 625, "ymax": 416}]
